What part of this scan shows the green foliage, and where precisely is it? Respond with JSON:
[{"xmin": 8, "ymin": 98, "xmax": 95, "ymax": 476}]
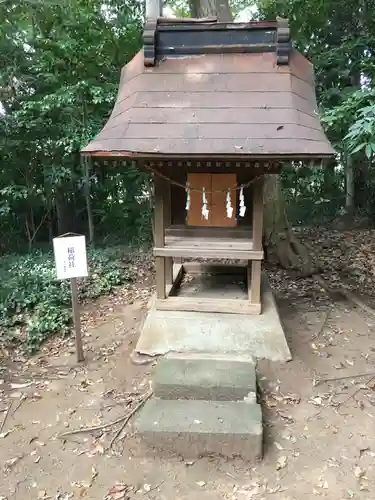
[
  {"xmin": 344, "ymin": 102, "xmax": 375, "ymax": 158},
  {"xmin": 0, "ymin": 248, "xmax": 136, "ymax": 352},
  {"xmin": 0, "ymin": 0, "xmax": 147, "ymax": 249},
  {"xmin": 280, "ymin": 164, "xmax": 345, "ymax": 225}
]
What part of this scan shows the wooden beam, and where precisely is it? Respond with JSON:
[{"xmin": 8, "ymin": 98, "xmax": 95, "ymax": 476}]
[
  {"xmin": 155, "ymin": 296, "xmax": 261, "ymax": 315},
  {"xmin": 166, "ymin": 263, "xmax": 185, "ymax": 297},
  {"xmin": 250, "ymin": 177, "xmax": 264, "ymax": 307},
  {"xmin": 154, "ymin": 176, "xmax": 166, "ymax": 299},
  {"xmin": 154, "ymin": 247, "xmax": 263, "ymax": 260},
  {"xmin": 252, "ymin": 177, "xmax": 264, "ymax": 250},
  {"xmin": 183, "ymin": 261, "xmax": 247, "ymax": 276},
  {"xmin": 249, "ymin": 260, "xmax": 262, "ymax": 305},
  {"xmin": 155, "ymin": 257, "xmax": 166, "ymax": 299},
  {"xmin": 165, "ymin": 226, "xmax": 253, "ymax": 239},
  {"xmin": 247, "ymin": 260, "xmax": 252, "ymax": 301},
  {"xmin": 164, "ymin": 181, "xmax": 173, "ymax": 285}
]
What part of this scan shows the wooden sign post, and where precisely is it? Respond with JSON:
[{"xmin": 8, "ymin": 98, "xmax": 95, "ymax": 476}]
[{"xmin": 53, "ymin": 234, "xmax": 88, "ymax": 362}]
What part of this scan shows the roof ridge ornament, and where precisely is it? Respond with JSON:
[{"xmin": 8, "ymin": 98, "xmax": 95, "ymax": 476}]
[
  {"xmin": 144, "ymin": 18, "xmax": 158, "ymax": 67},
  {"xmin": 276, "ymin": 17, "xmax": 291, "ymax": 65},
  {"xmin": 144, "ymin": 16, "xmax": 219, "ymax": 67},
  {"xmin": 143, "ymin": 17, "xmax": 291, "ymax": 67}
]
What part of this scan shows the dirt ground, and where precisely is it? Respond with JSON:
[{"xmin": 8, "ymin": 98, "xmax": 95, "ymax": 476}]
[{"xmin": 1, "ymin": 268, "xmax": 375, "ymax": 499}]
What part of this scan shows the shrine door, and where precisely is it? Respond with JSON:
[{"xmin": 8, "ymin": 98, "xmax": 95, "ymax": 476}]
[{"xmin": 186, "ymin": 173, "xmax": 237, "ymax": 227}]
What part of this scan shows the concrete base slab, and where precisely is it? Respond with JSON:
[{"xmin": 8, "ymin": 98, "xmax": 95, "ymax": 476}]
[
  {"xmin": 134, "ymin": 399, "xmax": 262, "ymax": 461},
  {"xmin": 136, "ymin": 277, "xmax": 291, "ymax": 362},
  {"xmin": 153, "ymin": 355, "xmax": 256, "ymax": 401}
]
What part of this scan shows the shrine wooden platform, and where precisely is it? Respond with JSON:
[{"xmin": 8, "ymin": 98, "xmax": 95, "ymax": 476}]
[
  {"xmin": 154, "ymin": 261, "xmax": 262, "ymax": 315},
  {"xmin": 153, "ymin": 226, "xmax": 264, "ymax": 260}
]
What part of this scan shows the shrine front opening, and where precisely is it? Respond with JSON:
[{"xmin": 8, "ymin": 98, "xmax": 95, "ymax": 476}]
[{"xmin": 150, "ymin": 161, "xmax": 271, "ymax": 315}]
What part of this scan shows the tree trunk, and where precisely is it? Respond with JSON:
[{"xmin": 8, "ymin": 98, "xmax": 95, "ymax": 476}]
[
  {"xmin": 83, "ymin": 156, "xmax": 94, "ymax": 244},
  {"xmin": 345, "ymin": 154, "xmax": 354, "ymax": 213},
  {"xmin": 191, "ymin": 0, "xmax": 232, "ymax": 21},
  {"xmin": 188, "ymin": 0, "xmax": 198, "ymax": 17},
  {"xmin": 82, "ymin": 98, "xmax": 95, "ymax": 244},
  {"xmin": 55, "ymin": 188, "xmax": 74, "ymax": 235},
  {"xmin": 354, "ymin": 158, "xmax": 369, "ymax": 210},
  {"xmin": 191, "ymin": 0, "xmax": 316, "ymax": 273},
  {"xmin": 324, "ymin": 159, "xmax": 336, "ymax": 193},
  {"xmin": 263, "ymin": 176, "xmax": 318, "ymax": 274}
]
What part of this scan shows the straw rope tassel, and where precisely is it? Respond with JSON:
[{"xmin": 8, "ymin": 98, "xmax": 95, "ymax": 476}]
[
  {"xmin": 185, "ymin": 182, "xmax": 190, "ymax": 211},
  {"xmin": 226, "ymin": 189, "xmax": 233, "ymax": 218},
  {"xmin": 201, "ymin": 187, "xmax": 209, "ymax": 220},
  {"xmin": 239, "ymin": 187, "xmax": 246, "ymax": 217}
]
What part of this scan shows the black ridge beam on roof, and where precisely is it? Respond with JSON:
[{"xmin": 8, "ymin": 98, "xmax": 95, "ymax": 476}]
[{"xmin": 143, "ymin": 18, "xmax": 291, "ymax": 67}]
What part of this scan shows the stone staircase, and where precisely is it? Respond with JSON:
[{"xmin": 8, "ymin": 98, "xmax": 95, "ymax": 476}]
[{"xmin": 134, "ymin": 353, "xmax": 263, "ymax": 461}]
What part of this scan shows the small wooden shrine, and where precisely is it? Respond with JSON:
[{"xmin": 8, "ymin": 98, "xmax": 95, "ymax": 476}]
[{"xmin": 82, "ymin": 17, "xmax": 333, "ymax": 316}]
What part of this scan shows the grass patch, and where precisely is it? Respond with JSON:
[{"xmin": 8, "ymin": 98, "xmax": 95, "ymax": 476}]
[{"xmin": 0, "ymin": 246, "xmax": 136, "ymax": 353}]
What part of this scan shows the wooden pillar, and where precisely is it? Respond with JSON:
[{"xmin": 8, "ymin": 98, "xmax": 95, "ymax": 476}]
[
  {"xmin": 164, "ymin": 181, "xmax": 173, "ymax": 285},
  {"xmin": 248, "ymin": 177, "xmax": 264, "ymax": 304},
  {"xmin": 154, "ymin": 176, "xmax": 166, "ymax": 299}
]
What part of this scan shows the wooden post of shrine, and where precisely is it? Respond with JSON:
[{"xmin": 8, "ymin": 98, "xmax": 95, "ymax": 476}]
[
  {"xmin": 154, "ymin": 176, "xmax": 166, "ymax": 299},
  {"xmin": 248, "ymin": 176, "xmax": 264, "ymax": 305},
  {"xmin": 164, "ymin": 181, "xmax": 173, "ymax": 286}
]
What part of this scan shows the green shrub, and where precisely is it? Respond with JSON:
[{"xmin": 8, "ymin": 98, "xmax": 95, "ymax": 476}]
[{"xmin": 0, "ymin": 247, "xmax": 136, "ymax": 352}]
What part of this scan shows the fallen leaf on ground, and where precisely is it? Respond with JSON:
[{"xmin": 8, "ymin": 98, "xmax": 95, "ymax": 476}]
[
  {"xmin": 276, "ymin": 456, "xmax": 288, "ymax": 470},
  {"xmin": 334, "ymin": 362, "xmax": 345, "ymax": 369},
  {"xmin": 310, "ymin": 396, "xmax": 323, "ymax": 406},
  {"xmin": 354, "ymin": 466, "xmax": 365, "ymax": 478},
  {"xmin": 90, "ymin": 466, "xmax": 98, "ymax": 486},
  {"xmin": 10, "ymin": 382, "xmax": 33, "ymax": 389},
  {"xmin": 93, "ymin": 443, "xmax": 104, "ymax": 455},
  {"xmin": 105, "ymin": 483, "xmax": 131, "ymax": 500},
  {"xmin": 196, "ymin": 481, "xmax": 206, "ymax": 487},
  {"xmin": 37, "ymin": 490, "xmax": 49, "ymax": 499},
  {"xmin": 4, "ymin": 456, "xmax": 22, "ymax": 470},
  {"xmin": 359, "ymin": 479, "xmax": 369, "ymax": 491},
  {"xmin": 266, "ymin": 484, "xmax": 281, "ymax": 493},
  {"xmin": 78, "ymin": 486, "xmax": 88, "ymax": 498},
  {"xmin": 273, "ymin": 393, "xmax": 301, "ymax": 405}
]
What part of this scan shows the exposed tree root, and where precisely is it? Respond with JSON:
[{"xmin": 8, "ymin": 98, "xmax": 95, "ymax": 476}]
[
  {"xmin": 265, "ymin": 227, "xmax": 321, "ymax": 277},
  {"xmin": 263, "ymin": 175, "xmax": 322, "ymax": 277}
]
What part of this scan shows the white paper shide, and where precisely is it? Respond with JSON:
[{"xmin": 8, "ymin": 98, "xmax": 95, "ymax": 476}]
[{"xmin": 53, "ymin": 235, "xmax": 88, "ymax": 280}]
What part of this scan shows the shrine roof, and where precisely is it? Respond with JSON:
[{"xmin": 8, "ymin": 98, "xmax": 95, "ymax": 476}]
[{"xmin": 81, "ymin": 18, "xmax": 334, "ymax": 161}]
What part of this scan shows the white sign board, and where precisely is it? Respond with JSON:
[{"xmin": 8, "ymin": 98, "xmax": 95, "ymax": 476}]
[{"xmin": 53, "ymin": 235, "xmax": 88, "ymax": 280}]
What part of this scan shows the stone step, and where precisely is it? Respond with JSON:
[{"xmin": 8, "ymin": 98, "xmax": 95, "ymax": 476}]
[
  {"xmin": 152, "ymin": 354, "xmax": 256, "ymax": 401},
  {"xmin": 134, "ymin": 398, "xmax": 262, "ymax": 461}
]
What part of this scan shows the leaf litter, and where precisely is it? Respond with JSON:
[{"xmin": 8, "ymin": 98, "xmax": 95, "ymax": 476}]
[{"xmin": 3, "ymin": 236, "xmax": 375, "ymax": 498}]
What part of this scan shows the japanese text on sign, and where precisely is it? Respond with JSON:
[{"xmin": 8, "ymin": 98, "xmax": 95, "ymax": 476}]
[{"xmin": 53, "ymin": 235, "xmax": 88, "ymax": 280}]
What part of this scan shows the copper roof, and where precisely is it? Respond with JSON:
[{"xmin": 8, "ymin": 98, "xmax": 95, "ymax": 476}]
[{"xmin": 82, "ymin": 19, "xmax": 333, "ymax": 160}]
